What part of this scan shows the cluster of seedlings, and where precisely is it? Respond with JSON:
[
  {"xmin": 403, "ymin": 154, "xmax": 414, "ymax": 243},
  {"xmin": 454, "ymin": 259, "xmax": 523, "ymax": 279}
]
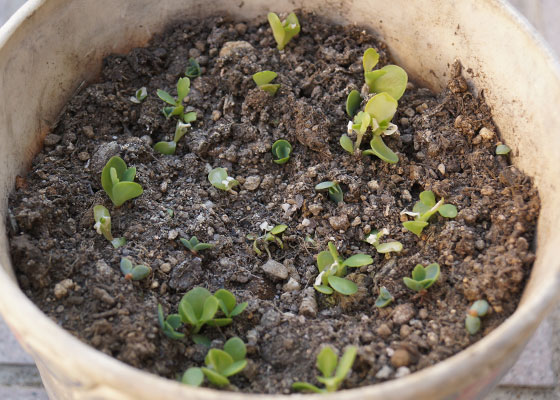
[{"xmin": 87, "ymin": 11, "xmax": 498, "ymax": 392}]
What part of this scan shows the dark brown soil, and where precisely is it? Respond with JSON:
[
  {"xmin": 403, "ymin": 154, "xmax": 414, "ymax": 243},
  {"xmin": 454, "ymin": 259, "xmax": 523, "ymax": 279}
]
[{"xmin": 6, "ymin": 12, "xmax": 539, "ymax": 394}]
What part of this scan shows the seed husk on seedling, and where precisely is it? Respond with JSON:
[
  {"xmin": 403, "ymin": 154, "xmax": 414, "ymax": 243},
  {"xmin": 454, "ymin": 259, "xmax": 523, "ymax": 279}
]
[
  {"xmin": 465, "ymin": 299, "xmax": 490, "ymax": 335},
  {"xmin": 292, "ymin": 345, "xmax": 357, "ymax": 393},
  {"xmin": 271, "ymin": 139, "xmax": 292, "ymax": 164},
  {"xmin": 496, "ymin": 144, "xmax": 511, "ymax": 155},
  {"xmin": 375, "ymin": 286, "xmax": 394, "ymax": 308},
  {"xmin": 365, "ymin": 228, "xmax": 403, "ymax": 254},
  {"xmin": 402, "ymin": 190, "xmax": 457, "ymax": 237},
  {"xmin": 247, "ymin": 222, "xmax": 287, "ymax": 258},
  {"xmin": 403, "ymin": 263, "xmax": 440, "ymax": 293},
  {"xmin": 267, "ymin": 12, "xmax": 301, "ymax": 51},
  {"xmin": 92, "ymin": 205, "xmax": 126, "ymax": 248},
  {"xmin": 253, "ymin": 71, "xmax": 281, "ymax": 95},
  {"xmin": 130, "ymin": 87, "xmax": 147, "ymax": 103},
  {"xmin": 208, "ymin": 168, "xmax": 239, "ymax": 192},
  {"xmin": 185, "ymin": 58, "xmax": 201, "ymax": 78},
  {"xmin": 180, "ymin": 236, "xmax": 213, "ymax": 255},
  {"xmin": 120, "ymin": 257, "xmax": 151, "ymax": 281},
  {"xmin": 315, "ymin": 181, "xmax": 343, "ymax": 204},
  {"xmin": 101, "ymin": 156, "xmax": 143, "ymax": 207},
  {"xmin": 157, "ymin": 77, "xmax": 193, "ymax": 121}
]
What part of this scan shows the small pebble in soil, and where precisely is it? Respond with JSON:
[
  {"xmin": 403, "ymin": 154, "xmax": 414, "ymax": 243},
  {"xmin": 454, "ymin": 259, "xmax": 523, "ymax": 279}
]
[
  {"xmin": 54, "ymin": 279, "xmax": 74, "ymax": 299},
  {"xmin": 299, "ymin": 288, "xmax": 318, "ymax": 318},
  {"xmin": 392, "ymin": 303, "xmax": 416, "ymax": 325},
  {"xmin": 283, "ymin": 277, "xmax": 301, "ymax": 292},
  {"xmin": 391, "ymin": 348, "xmax": 411, "ymax": 367},
  {"xmin": 260, "ymin": 259, "xmax": 289, "ymax": 281},
  {"xmin": 329, "ymin": 214, "xmax": 350, "ymax": 231},
  {"xmin": 375, "ymin": 365, "xmax": 394, "ymax": 379}
]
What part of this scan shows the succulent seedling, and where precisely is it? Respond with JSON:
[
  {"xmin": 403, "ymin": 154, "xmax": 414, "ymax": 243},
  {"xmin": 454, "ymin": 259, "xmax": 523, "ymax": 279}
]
[
  {"xmin": 178, "ymin": 287, "xmax": 221, "ymax": 334},
  {"xmin": 292, "ymin": 345, "xmax": 357, "ymax": 393},
  {"xmin": 130, "ymin": 87, "xmax": 147, "ymax": 104},
  {"xmin": 465, "ymin": 300, "xmax": 490, "ymax": 335},
  {"xmin": 157, "ymin": 77, "xmax": 193, "ymax": 121},
  {"xmin": 182, "ymin": 337, "xmax": 247, "ymax": 387},
  {"xmin": 185, "ymin": 58, "xmax": 202, "ymax": 78},
  {"xmin": 214, "ymin": 289, "xmax": 248, "ymax": 318},
  {"xmin": 120, "ymin": 257, "xmax": 151, "ymax": 281},
  {"xmin": 267, "ymin": 12, "xmax": 300, "ymax": 51},
  {"xmin": 253, "ymin": 71, "xmax": 281, "ymax": 95},
  {"xmin": 402, "ymin": 190, "xmax": 458, "ymax": 237},
  {"xmin": 314, "ymin": 242, "xmax": 373, "ymax": 296},
  {"xmin": 247, "ymin": 222, "xmax": 287, "ymax": 258},
  {"xmin": 208, "ymin": 168, "xmax": 239, "ymax": 192},
  {"xmin": 375, "ymin": 286, "xmax": 394, "ymax": 308},
  {"xmin": 403, "ymin": 263, "xmax": 440, "ymax": 294},
  {"xmin": 93, "ymin": 205, "xmax": 126, "ymax": 248},
  {"xmin": 158, "ymin": 304, "xmax": 185, "ymax": 340},
  {"xmin": 154, "ymin": 115, "xmax": 196, "ymax": 155},
  {"xmin": 315, "ymin": 181, "xmax": 343, "ymax": 204},
  {"xmin": 346, "ymin": 90, "xmax": 362, "ymax": 118},
  {"xmin": 101, "ymin": 156, "xmax": 143, "ymax": 207},
  {"xmin": 271, "ymin": 139, "xmax": 292, "ymax": 164},
  {"xmin": 362, "ymin": 48, "xmax": 408, "ymax": 100},
  {"xmin": 496, "ymin": 144, "xmax": 511, "ymax": 155},
  {"xmin": 180, "ymin": 236, "xmax": 213, "ymax": 255},
  {"xmin": 365, "ymin": 228, "xmax": 402, "ymax": 254}
]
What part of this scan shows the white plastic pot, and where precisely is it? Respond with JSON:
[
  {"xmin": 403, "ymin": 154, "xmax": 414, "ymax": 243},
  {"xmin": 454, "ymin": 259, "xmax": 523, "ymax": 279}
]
[{"xmin": 1, "ymin": 0, "xmax": 560, "ymax": 399}]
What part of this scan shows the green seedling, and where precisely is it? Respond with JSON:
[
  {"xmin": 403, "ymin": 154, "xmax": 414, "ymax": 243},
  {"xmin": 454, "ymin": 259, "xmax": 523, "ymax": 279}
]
[
  {"xmin": 185, "ymin": 58, "xmax": 201, "ymax": 78},
  {"xmin": 403, "ymin": 263, "xmax": 440, "ymax": 293},
  {"xmin": 180, "ymin": 236, "xmax": 213, "ymax": 255},
  {"xmin": 402, "ymin": 190, "xmax": 458, "ymax": 237},
  {"xmin": 120, "ymin": 257, "xmax": 151, "ymax": 281},
  {"xmin": 375, "ymin": 286, "xmax": 394, "ymax": 308},
  {"xmin": 158, "ymin": 304, "xmax": 185, "ymax": 340},
  {"xmin": 267, "ymin": 12, "xmax": 300, "ymax": 51},
  {"xmin": 247, "ymin": 222, "xmax": 287, "ymax": 258},
  {"xmin": 315, "ymin": 181, "xmax": 343, "ymax": 204},
  {"xmin": 362, "ymin": 48, "xmax": 408, "ymax": 100},
  {"xmin": 101, "ymin": 156, "xmax": 143, "ymax": 207},
  {"xmin": 365, "ymin": 228, "xmax": 402, "ymax": 254},
  {"xmin": 182, "ymin": 337, "xmax": 247, "ymax": 387},
  {"xmin": 346, "ymin": 90, "xmax": 362, "ymax": 117},
  {"xmin": 314, "ymin": 242, "xmax": 373, "ymax": 296},
  {"xmin": 292, "ymin": 345, "xmax": 357, "ymax": 393},
  {"xmin": 208, "ymin": 168, "xmax": 239, "ymax": 192},
  {"xmin": 93, "ymin": 205, "xmax": 126, "ymax": 248},
  {"xmin": 167, "ymin": 208, "xmax": 174, "ymax": 218},
  {"xmin": 271, "ymin": 139, "xmax": 292, "ymax": 164},
  {"xmin": 465, "ymin": 299, "xmax": 490, "ymax": 335},
  {"xmin": 154, "ymin": 115, "xmax": 196, "ymax": 155},
  {"xmin": 179, "ymin": 287, "xmax": 221, "ymax": 334},
  {"xmin": 130, "ymin": 87, "xmax": 147, "ymax": 104},
  {"xmin": 253, "ymin": 71, "xmax": 281, "ymax": 95},
  {"xmin": 496, "ymin": 144, "xmax": 511, "ymax": 155},
  {"xmin": 214, "ymin": 289, "xmax": 248, "ymax": 318},
  {"xmin": 157, "ymin": 77, "xmax": 193, "ymax": 121}
]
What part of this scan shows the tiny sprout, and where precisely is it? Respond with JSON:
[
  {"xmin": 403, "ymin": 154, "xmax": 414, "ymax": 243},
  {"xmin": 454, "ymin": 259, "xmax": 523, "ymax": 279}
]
[
  {"xmin": 362, "ymin": 48, "xmax": 408, "ymax": 100},
  {"xmin": 185, "ymin": 58, "xmax": 201, "ymax": 78},
  {"xmin": 247, "ymin": 223, "xmax": 287, "ymax": 258},
  {"xmin": 365, "ymin": 228, "xmax": 403, "ymax": 254},
  {"xmin": 346, "ymin": 90, "xmax": 362, "ymax": 117},
  {"xmin": 465, "ymin": 299, "xmax": 490, "ymax": 335},
  {"xmin": 130, "ymin": 87, "xmax": 147, "ymax": 103},
  {"xmin": 157, "ymin": 77, "xmax": 193, "ymax": 121},
  {"xmin": 403, "ymin": 263, "xmax": 440, "ymax": 293},
  {"xmin": 402, "ymin": 190, "xmax": 457, "ymax": 237},
  {"xmin": 167, "ymin": 208, "xmax": 174, "ymax": 218},
  {"xmin": 292, "ymin": 346, "xmax": 357, "ymax": 393},
  {"xmin": 158, "ymin": 304, "xmax": 185, "ymax": 340},
  {"xmin": 253, "ymin": 71, "xmax": 281, "ymax": 95},
  {"xmin": 271, "ymin": 139, "xmax": 292, "ymax": 164},
  {"xmin": 214, "ymin": 289, "xmax": 248, "ymax": 318},
  {"xmin": 314, "ymin": 242, "xmax": 373, "ymax": 296},
  {"xmin": 315, "ymin": 181, "xmax": 343, "ymax": 204},
  {"xmin": 178, "ymin": 287, "xmax": 220, "ymax": 334},
  {"xmin": 496, "ymin": 144, "xmax": 511, "ymax": 155},
  {"xmin": 154, "ymin": 116, "xmax": 196, "ymax": 155},
  {"xmin": 375, "ymin": 286, "xmax": 394, "ymax": 308},
  {"xmin": 93, "ymin": 205, "xmax": 126, "ymax": 248},
  {"xmin": 180, "ymin": 236, "xmax": 213, "ymax": 255},
  {"xmin": 267, "ymin": 12, "xmax": 300, "ymax": 51},
  {"xmin": 208, "ymin": 168, "xmax": 239, "ymax": 192},
  {"xmin": 182, "ymin": 337, "xmax": 247, "ymax": 387},
  {"xmin": 101, "ymin": 156, "xmax": 143, "ymax": 207},
  {"xmin": 120, "ymin": 257, "xmax": 151, "ymax": 281}
]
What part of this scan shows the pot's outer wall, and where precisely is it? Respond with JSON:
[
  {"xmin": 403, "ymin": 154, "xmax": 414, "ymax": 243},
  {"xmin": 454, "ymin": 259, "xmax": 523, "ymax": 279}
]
[{"xmin": 1, "ymin": 0, "xmax": 560, "ymax": 399}]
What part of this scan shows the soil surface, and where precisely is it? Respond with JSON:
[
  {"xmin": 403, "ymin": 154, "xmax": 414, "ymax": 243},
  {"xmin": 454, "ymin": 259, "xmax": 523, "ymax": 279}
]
[{"xmin": 7, "ymin": 12, "xmax": 540, "ymax": 394}]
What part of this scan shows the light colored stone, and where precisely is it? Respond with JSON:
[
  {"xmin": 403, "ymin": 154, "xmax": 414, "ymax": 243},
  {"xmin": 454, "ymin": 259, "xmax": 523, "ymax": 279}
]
[
  {"xmin": 260, "ymin": 259, "xmax": 288, "ymax": 280},
  {"xmin": 392, "ymin": 303, "xmax": 416, "ymax": 325},
  {"xmin": 375, "ymin": 365, "xmax": 393, "ymax": 379},
  {"xmin": 479, "ymin": 127, "xmax": 495, "ymax": 140},
  {"xmin": 299, "ymin": 288, "xmax": 318, "ymax": 318},
  {"xmin": 243, "ymin": 176, "xmax": 261, "ymax": 191},
  {"xmin": 329, "ymin": 214, "xmax": 350, "ymax": 231},
  {"xmin": 283, "ymin": 277, "xmax": 301, "ymax": 292},
  {"xmin": 219, "ymin": 41, "xmax": 254, "ymax": 58},
  {"xmin": 54, "ymin": 279, "xmax": 74, "ymax": 299}
]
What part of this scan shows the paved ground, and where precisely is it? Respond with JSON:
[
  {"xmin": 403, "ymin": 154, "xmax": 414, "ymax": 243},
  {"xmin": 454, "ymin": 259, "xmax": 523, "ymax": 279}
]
[{"xmin": 1, "ymin": 1, "xmax": 559, "ymax": 399}]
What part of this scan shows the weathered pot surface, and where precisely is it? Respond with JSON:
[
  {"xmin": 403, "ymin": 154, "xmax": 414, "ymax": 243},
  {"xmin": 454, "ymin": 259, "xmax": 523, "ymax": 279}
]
[{"xmin": 1, "ymin": 0, "xmax": 560, "ymax": 399}]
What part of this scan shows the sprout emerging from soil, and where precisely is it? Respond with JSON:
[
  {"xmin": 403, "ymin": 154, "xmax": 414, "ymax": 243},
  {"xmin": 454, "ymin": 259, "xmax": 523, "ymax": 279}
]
[
  {"xmin": 182, "ymin": 337, "xmax": 247, "ymax": 387},
  {"xmin": 157, "ymin": 77, "xmax": 193, "ymax": 121},
  {"xmin": 314, "ymin": 242, "xmax": 373, "ymax": 296},
  {"xmin": 362, "ymin": 48, "xmax": 408, "ymax": 100},
  {"xmin": 93, "ymin": 205, "xmax": 126, "ymax": 248},
  {"xmin": 129, "ymin": 87, "xmax": 147, "ymax": 104},
  {"xmin": 496, "ymin": 144, "xmax": 511, "ymax": 155},
  {"xmin": 253, "ymin": 71, "xmax": 281, "ymax": 95},
  {"xmin": 247, "ymin": 223, "xmax": 287, "ymax": 258},
  {"xmin": 292, "ymin": 345, "xmax": 357, "ymax": 393},
  {"xmin": 119, "ymin": 257, "xmax": 151, "ymax": 281},
  {"xmin": 365, "ymin": 228, "xmax": 403, "ymax": 254},
  {"xmin": 267, "ymin": 12, "xmax": 301, "ymax": 51},
  {"xmin": 346, "ymin": 90, "xmax": 362, "ymax": 117},
  {"xmin": 208, "ymin": 168, "xmax": 239, "ymax": 192},
  {"xmin": 315, "ymin": 181, "xmax": 343, "ymax": 204},
  {"xmin": 402, "ymin": 190, "xmax": 458, "ymax": 237},
  {"xmin": 101, "ymin": 156, "xmax": 143, "ymax": 207},
  {"xmin": 403, "ymin": 263, "xmax": 440, "ymax": 293},
  {"xmin": 154, "ymin": 115, "xmax": 196, "ymax": 155},
  {"xmin": 180, "ymin": 236, "xmax": 213, "ymax": 255},
  {"xmin": 465, "ymin": 299, "xmax": 490, "ymax": 335},
  {"xmin": 271, "ymin": 139, "xmax": 292, "ymax": 164},
  {"xmin": 158, "ymin": 304, "xmax": 185, "ymax": 340},
  {"xmin": 375, "ymin": 286, "xmax": 394, "ymax": 308},
  {"xmin": 214, "ymin": 289, "xmax": 248, "ymax": 319},
  {"xmin": 185, "ymin": 58, "xmax": 201, "ymax": 78}
]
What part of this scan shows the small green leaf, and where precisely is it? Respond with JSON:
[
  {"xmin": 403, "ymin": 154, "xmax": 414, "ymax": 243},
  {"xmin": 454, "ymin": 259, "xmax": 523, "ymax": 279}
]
[
  {"xmin": 364, "ymin": 70, "xmax": 387, "ymax": 91},
  {"xmin": 260, "ymin": 83, "xmax": 281, "ymax": 95},
  {"xmin": 375, "ymin": 286, "xmax": 394, "ymax": 308},
  {"xmin": 343, "ymin": 254, "xmax": 373, "ymax": 267},
  {"xmin": 173, "ymin": 121, "xmax": 190, "ymax": 143},
  {"xmin": 130, "ymin": 264, "xmax": 151, "ymax": 280},
  {"xmin": 111, "ymin": 181, "xmax": 143, "ymax": 207},
  {"xmin": 328, "ymin": 276, "xmax": 358, "ymax": 295},
  {"xmin": 93, "ymin": 205, "xmax": 110, "ymax": 222},
  {"xmin": 177, "ymin": 77, "xmax": 191, "ymax": 101},
  {"xmin": 411, "ymin": 264, "xmax": 426, "ymax": 281},
  {"xmin": 423, "ymin": 263, "xmax": 440, "ymax": 288},
  {"xmin": 166, "ymin": 314, "xmax": 182, "ymax": 330},
  {"xmin": 365, "ymin": 92, "xmax": 398, "ymax": 124},
  {"xmin": 271, "ymin": 140, "xmax": 292, "ymax": 164},
  {"xmin": 214, "ymin": 289, "xmax": 236, "ymax": 314},
  {"xmin": 182, "ymin": 287, "xmax": 213, "ymax": 319},
  {"xmin": 365, "ymin": 135, "xmax": 399, "ymax": 164},
  {"xmin": 328, "ymin": 184, "xmax": 344, "ymax": 204},
  {"xmin": 185, "ymin": 58, "xmax": 201, "ymax": 78},
  {"xmin": 340, "ymin": 135, "xmax": 354, "ymax": 154},
  {"xmin": 157, "ymin": 89, "xmax": 177, "ymax": 106},
  {"xmin": 120, "ymin": 257, "xmax": 133, "ymax": 275},
  {"xmin": 111, "ymin": 237, "xmax": 126, "ymax": 249},
  {"xmin": 253, "ymin": 71, "xmax": 278, "ymax": 86},
  {"xmin": 157, "ymin": 304, "xmax": 165, "ymax": 329},
  {"xmin": 403, "ymin": 277, "xmax": 424, "ymax": 292},
  {"xmin": 224, "ymin": 337, "xmax": 246, "ymax": 362},
  {"xmin": 207, "ymin": 318, "xmax": 232, "ymax": 327},
  {"xmin": 193, "ymin": 243, "xmax": 213, "ymax": 252},
  {"xmin": 370, "ymin": 65, "xmax": 408, "ymax": 100},
  {"xmin": 270, "ymin": 224, "xmax": 287, "ymax": 235},
  {"xmin": 101, "ymin": 156, "xmax": 127, "ymax": 204},
  {"xmin": 154, "ymin": 141, "xmax": 176, "ymax": 155},
  {"xmin": 182, "ymin": 367, "xmax": 204, "ymax": 386},
  {"xmin": 292, "ymin": 382, "xmax": 325, "ymax": 393},
  {"xmin": 183, "ymin": 111, "xmax": 197, "ymax": 123},
  {"xmin": 201, "ymin": 295, "xmax": 219, "ymax": 322},
  {"xmin": 317, "ymin": 346, "xmax": 337, "ymax": 378},
  {"xmin": 419, "ymin": 191, "xmax": 436, "ymax": 207},
  {"xmin": 362, "ymin": 48, "xmax": 380, "ymax": 73},
  {"xmin": 470, "ymin": 300, "xmax": 490, "ymax": 317},
  {"xmin": 346, "ymin": 90, "xmax": 362, "ymax": 117},
  {"xmin": 315, "ymin": 181, "xmax": 336, "ymax": 191},
  {"xmin": 314, "ymin": 284, "xmax": 334, "ymax": 295},
  {"xmin": 206, "ymin": 349, "xmax": 233, "ymax": 374},
  {"xmin": 202, "ymin": 367, "xmax": 230, "ymax": 387},
  {"xmin": 465, "ymin": 314, "xmax": 481, "ymax": 335},
  {"xmin": 192, "ymin": 334, "xmax": 211, "ymax": 347},
  {"xmin": 496, "ymin": 144, "xmax": 511, "ymax": 155},
  {"xmin": 317, "ymin": 251, "xmax": 334, "ymax": 272},
  {"xmin": 208, "ymin": 168, "xmax": 238, "ymax": 191},
  {"xmin": 327, "ymin": 242, "xmax": 340, "ymax": 260},
  {"xmin": 375, "ymin": 241, "xmax": 403, "ymax": 253},
  {"xmin": 334, "ymin": 346, "xmax": 357, "ymax": 381},
  {"xmin": 267, "ymin": 12, "xmax": 286, "ymax": 50},
  {"xmin": 230, "ymin": 302, "xmax": 248, "ymax": 317},
  {"xmin": 439, "ymin": 204, "xmax": 458, "ymax": 218},
  {"xmin": 221, "ymin": 360, "xmax": 247, "ymax": 377},
  {"xmin": 402, "ymin": 220, "xmax": 429, "ymax": 237},
  {"xmin": 179, "ymin": 300, "xmax": 198, "ymax": 326}
]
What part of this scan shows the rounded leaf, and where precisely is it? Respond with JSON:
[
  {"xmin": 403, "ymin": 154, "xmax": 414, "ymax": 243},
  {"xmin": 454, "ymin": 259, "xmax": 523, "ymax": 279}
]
[
  {"xmin": 230, "ymin": 302, "xmax": 248, "ymax": 317},
  {"xmin": 93, "ymin": 205, "xmax": 110, "ymax": 223},
  {"xmin": 224, "ymin": 337, "xmax": 246, "ymax": 362},
  {"xmin": 157, "ymin": 89, "xmax": 177, "ymax": 105},
  {"xmin": 371, "ymin": 65, "xmax": 408, "ymax": 100},
  {"xmin": 317, "ymin": 346, "xmax": 337, "ymax": 378},
  {"xmin": 364, "ymin": 70, "xmax": 387, "ymax": 91},
  {"xmin": 205, "ymin": 349, "xmax": 233, "ymax": 374},
  {"xmin": 214, "ymin": 289, "xmax": 236, "ymax": 314},
  {"xmin": 327, "ymin": 276, "xmax": 358, "ymax": 295},
  {"xmin": 130, "ymin": 264, "xmax": 151, "ymax": 280},
  {"xmin": 112, "ymin": 181, "xmax": 143, "ymax": 207},
  {"xmin": 403, "ymin": 277, "xmax": 424, "ymax": 292},
  {"xmin": 423, "ymin": 263, "xmax": 440, "ymax": 288},
  {"xmin": 270, "ymin": 224, "xmax": 288, "ymax": 235},
  {"xmin": 178, "ymin": 300, "xmax": 198, "ymax": 326},
  {"xmin": 201, "ymin": 367, "xmax": 229, "ymax": 387},
  {"xmin": 470, "ymin": 299, "xmax": 490, "ymax": 317},
  {"xmin": 271, "ymin": 139, "xmax": 292, "ymax": 162},
  {"xmin": 402, "ymin": 220, "xmax": 428, "ymax": 237},
  {"xmin": 346, "ymin": 90, "xmax": 362, "ymax": 117},
  {"xmin": 182, "ymin": 367, "xmax": 204, "ymax": 386},
  {"xmin": 315, "ymin": 181, "xmax": 336, "ymax": 191},
  {"xmin": 201, "ymin": 295, "xmax": 219, "ymax": 322},
  {"xmin": 292, "ymin": 382, "xmax": 325, "ymax": 393},
  {"xmin": 185, "ymin": 58, "xmax": 202, "ymax": 79},
  {"xmin": 375, "ymin": 286, "xmax": 394, "ymax": 308},
  {"xmin": 253, "ymin": 71, "xmax": 278, "ymax": 86},
  {"xmin": 154, "ymin": 141, "xmax": 176, "ymax": 155},
  {"xmin": 343, "ymin": 254, "xmax": 373, "ymax": 267},
  {"xmin": 314, "ymin": 284, "xmax": 334, "ymax": 295},
  {"xmin": 267, "ymin": 12, "xmax": 286, "ymax": 50},
  {"xmin": 111, "ymin": 237, "xmax": 126, "ymax": 249},
  {"xmin": 366, "ymin": 135, "xmax": 399, "ymax": 164},
  {"xmin": 496, "ymin": 144, "xmax": 511, "ymax": 155},
  {"xmin": 177, "ymin": 77, "xmax": 191, "ymax": 101},
  {"xmin": 439, "ymin": 204, "xmax": 458, "ymax": 218},
  {"xmin": 365, "ymin": 92, "xmax": 398, "ymax": 124},
  {"xmin": 362, "ymin": 48, "xmax": 379, "ymax": 73},
  {"xmin": 419, "ymin": 191, "xmax": 436, "ymax": 207},
  {"xmin": 192, "ymin": 334, "xmax": 211, "ymax": 347},
  {"xmin": 182, "ymin": 287, "xmax": 213, "ymax": 318},
  {"xmin": 120, "ymin": 257, "xmax": 133, "ymax": 275},
  {"xmin": 222, "ymin": 360, "xmax": 247, "ymax": 377},
  {"xmin": 340, "ymin": 134, "xmax": 354, "ymax": 154},
  {"xmin": 465, "ymin": 314, "xmax": 481, "ymax": 335},
  {"xmin": 411, "ymin": 264, "xmax": 427, "ymax": 281},
  {"xmin": 375, "ymin": 241, "xmax": 403, "ymax": 253},
  {"xmin": 208, "ymin": 168, "xmax": 232, "ymax": 190},
  {"xmin": 101, "ymin": 156, "xmax": 127, "ymax": 203},
  {"xmin": 335, "ymin": 346, "xmax": 357, "ymax": 380}
]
